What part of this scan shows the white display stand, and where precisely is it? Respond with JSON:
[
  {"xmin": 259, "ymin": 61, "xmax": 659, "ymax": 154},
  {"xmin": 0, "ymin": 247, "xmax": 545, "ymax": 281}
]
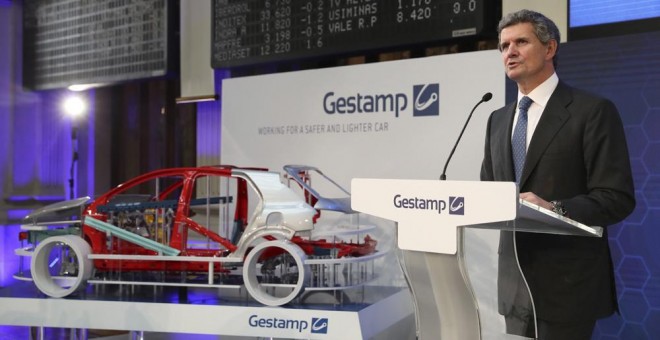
[
  {"xmin": 0, "ymin": 283, "xmax": 413, "ymax": 339},
  {"xmin": 351, "ymin": 178, "xmax": 602, "ymax": 340}
]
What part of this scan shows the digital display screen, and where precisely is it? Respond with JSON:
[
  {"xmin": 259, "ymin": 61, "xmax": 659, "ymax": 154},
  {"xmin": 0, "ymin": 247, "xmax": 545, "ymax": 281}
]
[
  {"xmin": 212, "ymin": 0, "xmax": 499, "ymax": 68},
  {"xmin": 23, "ymin": 0, "xmax": 173, "ymax": 90},
  {"xmin": 570, "ymin": 0, "xmax": 660, "ymax": 27},
  {"xmin": 568, "ymin": 0, "xmax": 660, "ymax": 41}
]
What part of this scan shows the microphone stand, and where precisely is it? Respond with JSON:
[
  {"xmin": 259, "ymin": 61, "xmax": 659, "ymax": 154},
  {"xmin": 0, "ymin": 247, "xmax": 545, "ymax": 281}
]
[
  {"xmin": 440, "ymin": 93, "xmax": 492, "ymax": 180},
  {"xmin": 69, "ymin": 124, "xmax": 79, "ymax": 199}
]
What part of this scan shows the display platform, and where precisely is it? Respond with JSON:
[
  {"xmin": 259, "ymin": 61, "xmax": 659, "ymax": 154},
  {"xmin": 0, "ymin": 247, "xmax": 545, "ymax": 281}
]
[{"xmin": 0, "ymin": 281, "xmax": 413, "ymax": 339}]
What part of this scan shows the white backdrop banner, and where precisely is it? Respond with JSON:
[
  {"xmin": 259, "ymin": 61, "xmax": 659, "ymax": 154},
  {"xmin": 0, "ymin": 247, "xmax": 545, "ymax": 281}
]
[{"xmin": 221, "ymin": 49, "xmax": 504, "ymax": 183}]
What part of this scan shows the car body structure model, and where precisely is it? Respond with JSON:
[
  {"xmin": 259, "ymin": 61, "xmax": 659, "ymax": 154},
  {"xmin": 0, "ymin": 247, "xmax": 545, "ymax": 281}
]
[{"xmin": 14, "ymin": 165, "xmax": 383, "ymax": 306}]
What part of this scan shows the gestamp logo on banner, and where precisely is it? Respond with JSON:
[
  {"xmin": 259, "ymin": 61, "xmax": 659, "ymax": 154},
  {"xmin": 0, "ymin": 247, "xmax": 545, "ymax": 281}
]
[
  {"xmin": 323, "ymin": 83, "xmax": 440, "ymax": 118},
  {"xmin": 413, "ymin": 83, "xmax": 439, "ymax": 116}
]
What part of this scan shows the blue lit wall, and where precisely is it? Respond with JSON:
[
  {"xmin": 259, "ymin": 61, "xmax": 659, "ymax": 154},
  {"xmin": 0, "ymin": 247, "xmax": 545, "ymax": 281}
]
[
  {"xmin": 196, "ymin": 69, "xmax": 229, "ymax": 164},
  {"xmin": 0, "ymin": 0, "xmax": 15, "ymax": 288},
  {"xmin": 557, "ymin": 31, "xmax": 660, "ymax": 340},
  {"xmin": 0, "ymin": 2, "xmax": 95, "ymax": 287}
]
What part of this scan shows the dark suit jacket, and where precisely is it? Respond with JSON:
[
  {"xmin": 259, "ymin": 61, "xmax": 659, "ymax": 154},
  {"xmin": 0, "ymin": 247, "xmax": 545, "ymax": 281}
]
[{"xmin": 480, "ymin": 81, "xmax": 635, "ymax": 322}]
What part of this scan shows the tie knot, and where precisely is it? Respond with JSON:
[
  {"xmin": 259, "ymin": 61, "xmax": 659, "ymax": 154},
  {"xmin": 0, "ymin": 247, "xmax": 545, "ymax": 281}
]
[{"xmin": 518, "ymin": 96, "xmax": 533, "ymax": 112}]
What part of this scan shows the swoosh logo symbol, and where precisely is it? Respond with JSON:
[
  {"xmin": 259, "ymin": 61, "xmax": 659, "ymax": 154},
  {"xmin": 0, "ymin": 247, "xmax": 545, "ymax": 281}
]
[{"xmin": 415, "ymin": 84, "xmax": 438, "ymax": 111}]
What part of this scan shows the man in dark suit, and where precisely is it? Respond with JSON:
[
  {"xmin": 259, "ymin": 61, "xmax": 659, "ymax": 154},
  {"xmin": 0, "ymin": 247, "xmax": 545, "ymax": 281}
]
[{"xmin": 480, "ymin": 9, "xmax": 635, "ymax": 340}]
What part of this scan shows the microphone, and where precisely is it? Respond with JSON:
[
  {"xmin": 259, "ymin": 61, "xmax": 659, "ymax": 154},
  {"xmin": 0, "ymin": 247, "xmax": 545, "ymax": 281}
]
[{"xmin": 440, "ymin": 92, "xmax": 493, "ymax": 180}]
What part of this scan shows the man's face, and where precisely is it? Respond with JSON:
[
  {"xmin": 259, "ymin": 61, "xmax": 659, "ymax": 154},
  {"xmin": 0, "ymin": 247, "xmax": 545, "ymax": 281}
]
[{"xmin": 499, "ymin": 22, "xmax": 556, "ymax": 90}]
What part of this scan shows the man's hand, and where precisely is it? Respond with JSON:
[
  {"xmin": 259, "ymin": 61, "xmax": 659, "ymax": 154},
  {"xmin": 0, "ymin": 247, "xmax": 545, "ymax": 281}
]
[{"xmin": 519, "ymin": 192, "xmax": 553, "ymax": 211}]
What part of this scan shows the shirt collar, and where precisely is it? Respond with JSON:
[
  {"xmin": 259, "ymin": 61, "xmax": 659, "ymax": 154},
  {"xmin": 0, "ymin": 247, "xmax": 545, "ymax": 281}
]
[{"xmin": 517, "ymin": 73, "xmax": 559, "ymax": 108}]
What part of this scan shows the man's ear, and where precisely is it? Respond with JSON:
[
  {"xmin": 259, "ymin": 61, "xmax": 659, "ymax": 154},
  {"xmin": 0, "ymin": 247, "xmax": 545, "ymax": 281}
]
[{"xmin": 546, "ymin": 39, "xmax": 558, "ymax": 60}]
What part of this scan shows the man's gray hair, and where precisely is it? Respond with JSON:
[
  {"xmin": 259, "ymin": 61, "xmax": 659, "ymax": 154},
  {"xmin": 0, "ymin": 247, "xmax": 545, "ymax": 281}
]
[{"xmin": 498, "ymin": 9, "xmax": 560, "ymax": 68}]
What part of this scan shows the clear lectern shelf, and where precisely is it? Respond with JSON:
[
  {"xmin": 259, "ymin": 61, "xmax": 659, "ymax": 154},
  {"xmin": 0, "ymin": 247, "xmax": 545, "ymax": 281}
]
[{"xmin": 465, "ymin": 199, "xmax": 603, "ymax": 237}]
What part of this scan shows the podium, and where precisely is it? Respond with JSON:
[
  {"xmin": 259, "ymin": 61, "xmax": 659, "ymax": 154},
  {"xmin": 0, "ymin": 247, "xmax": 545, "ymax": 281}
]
[{"xmin": 350, "ymin": 179, "xmax": 602, "ymax": 340}]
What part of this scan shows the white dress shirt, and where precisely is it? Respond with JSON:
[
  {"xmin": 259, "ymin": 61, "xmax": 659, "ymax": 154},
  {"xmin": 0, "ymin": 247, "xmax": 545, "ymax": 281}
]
[{"xmin": 511, "ymin": 73, "xmax": 559, "ymax": 149}]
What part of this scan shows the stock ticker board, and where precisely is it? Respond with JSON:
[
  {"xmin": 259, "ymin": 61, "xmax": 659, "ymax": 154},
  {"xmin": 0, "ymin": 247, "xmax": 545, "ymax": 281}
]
[
  {"xmin": 23, "ymin": 0, "xmax": 173, "ymax": 90},
  {"xmin": 212, "ymin": 0, "xmax": 497, "ymax": 68}
]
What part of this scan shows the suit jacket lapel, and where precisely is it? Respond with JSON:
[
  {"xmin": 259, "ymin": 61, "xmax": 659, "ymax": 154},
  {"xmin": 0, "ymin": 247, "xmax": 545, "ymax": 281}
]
[
  {"xmin": 519, "ymin": 83, "xmax": 573, "ymax": 187},
  {"xmin": 501, "ymin": 103, "xmax": 517, "ymax": 182}
]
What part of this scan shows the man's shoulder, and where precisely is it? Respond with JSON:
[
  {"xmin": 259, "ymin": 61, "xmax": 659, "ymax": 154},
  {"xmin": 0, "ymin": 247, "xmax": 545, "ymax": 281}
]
[
  {"xmin": 553, "ymin": 82, "xmax": 620, "ymax": 119},
  {"xmin": 488, "ymin": 102, "xmax": 515, "ymax": 128},
  {"xmin": 490, "ymin": 102, "xmax": 514, "ymax": 120},
  {"xmin": 554, "ymin": 81, "xmax": 612, "ymax": 104}
]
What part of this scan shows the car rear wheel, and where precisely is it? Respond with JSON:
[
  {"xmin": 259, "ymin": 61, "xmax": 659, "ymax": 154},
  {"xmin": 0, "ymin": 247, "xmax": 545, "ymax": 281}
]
[
  {"xmin": 31, "ymin": 235, "xmax": 93, "ymax": 298},
  {"xmin": 243, "ymin": 240, "xmax": 309, "ymax": 306}
]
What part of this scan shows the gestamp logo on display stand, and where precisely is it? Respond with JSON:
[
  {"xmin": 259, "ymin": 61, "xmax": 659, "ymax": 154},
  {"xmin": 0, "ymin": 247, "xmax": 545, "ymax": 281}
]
[
  {"xmin": 248, "ymin": 314, "xmax": 329, "ymax": 335},
  {"xmin": 392, "ymin": 194, "xmax": 465, "ymax": 215},
  {"xmin": 449, "ymin": 196, "xmax": 465, "ymax": 215},
  {"xmin": 311, "ymin": 317, "xmax": 329, "ymax": 334}
]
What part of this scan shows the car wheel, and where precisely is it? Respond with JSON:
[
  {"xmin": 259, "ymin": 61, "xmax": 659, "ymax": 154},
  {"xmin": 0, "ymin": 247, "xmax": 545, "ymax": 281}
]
[
  {"xmin": 243, "ymin": 240, "xmax": 309, "ymax": 306},
  {"xmin": 31, "ymin": 235, "xmax": 93, "ymax": 298}
]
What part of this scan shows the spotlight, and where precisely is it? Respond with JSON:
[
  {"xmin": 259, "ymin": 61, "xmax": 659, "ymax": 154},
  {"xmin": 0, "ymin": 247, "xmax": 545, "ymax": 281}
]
[{"xmin": 62, "ymin": 95, "xmax": 86, "ymax": 120}]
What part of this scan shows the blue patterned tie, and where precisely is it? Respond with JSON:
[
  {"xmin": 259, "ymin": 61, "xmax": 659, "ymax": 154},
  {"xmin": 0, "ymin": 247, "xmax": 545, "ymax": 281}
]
[{"xmin": 512, "ymin": 96, "xmax": 532, "ymax": 183}]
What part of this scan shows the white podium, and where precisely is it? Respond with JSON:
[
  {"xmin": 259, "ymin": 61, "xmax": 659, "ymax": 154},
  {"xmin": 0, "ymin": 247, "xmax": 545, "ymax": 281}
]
[{"xmin": 351, "ymin": 179, "xmax": 602, "ymax": 340}]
